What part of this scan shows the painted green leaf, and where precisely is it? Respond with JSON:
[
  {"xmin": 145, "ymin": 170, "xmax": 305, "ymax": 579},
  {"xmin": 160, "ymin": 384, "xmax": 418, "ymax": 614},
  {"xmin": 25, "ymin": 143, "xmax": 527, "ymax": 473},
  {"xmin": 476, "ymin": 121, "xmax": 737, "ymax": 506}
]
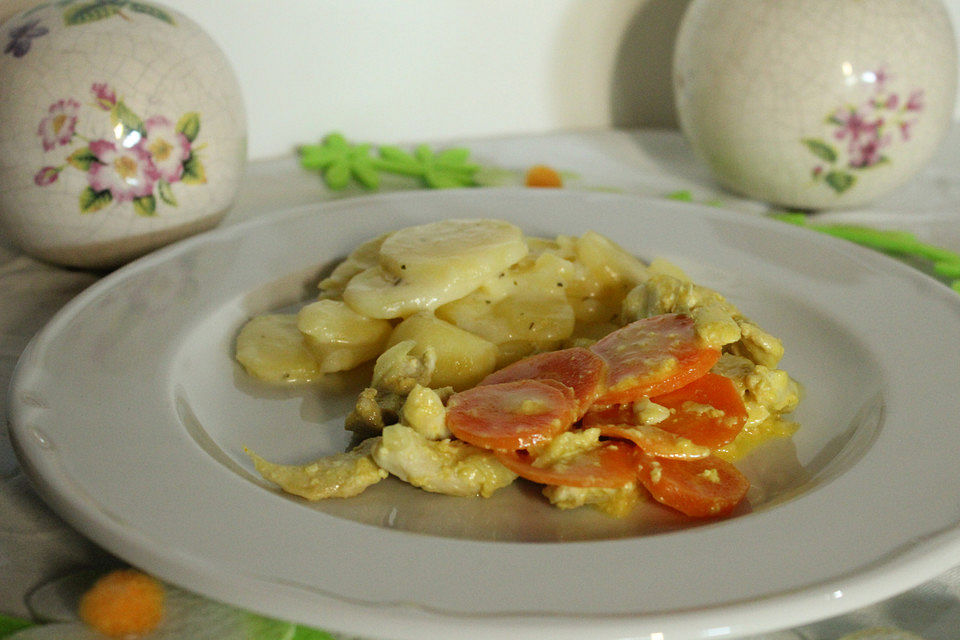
[
  {"xmin": 67, "ymin": 147, "xmax": 98, "ymax": 171},
  {"xmin": 133, "ymin": 194, "xmax": 156, "ymax": 216},
  {"xmin": 181, "ymin": 153, "xmax": 207, "ymax": 184},
  {"xmin": 79, "ymin": 186, "xmax": 112, "ymax": 213},
  {"xmin": 111, "ymin": 100, "xmax": 145, "ymax": 136},
  {"xmin": 128, "ymin": 1, "xmax": 176, "ymax": 24},
  {"xmin": 63, "ymin": 0, "xmax": 126, "ymax": 25},
  {"xmin": 825, "ymin": 170, "xmax": 856, "ymax": 193},
  {"xmin": 24, "ymin": 3, "xmax": 52, "ymax": 17},
  {"xmin": 176, "ymin": 112, "xmax": 201, "ymax": 142},
  {"xmin": 802, "ymin": 138, "xmax": 837, "ymax": 163},
  {"xmin": 158, "ymin": 179, "xmax": 177, "ymax": 205}
]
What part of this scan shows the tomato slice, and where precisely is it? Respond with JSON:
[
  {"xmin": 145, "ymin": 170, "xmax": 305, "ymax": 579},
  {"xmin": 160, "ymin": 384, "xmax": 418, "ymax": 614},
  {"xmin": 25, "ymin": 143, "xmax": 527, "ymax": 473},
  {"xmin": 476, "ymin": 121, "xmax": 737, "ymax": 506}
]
[
  {"xmin": 589, "ymin": 313, "xmax": 720, "ymax": 404},
  {"xmin": 584, "ymin": 373, "xmax": 747, "ymax": 450},
  {"xmin": 445, "ymin": 378, "xmax": 578, "ymax": 451},
  {"xmin": 636, "ymin": 453, "xmax": 750, "ymax": 517},
  {"xmin": 479, "ymin": 347, "xmax": 607, "ymax": 418},
  {"xmin": 649, "ymin": 372, "xmax": 747, "ymax": 448},
  {"xmin": 495, "ymin": 440, "xmax": 639, "ymax": 488}
]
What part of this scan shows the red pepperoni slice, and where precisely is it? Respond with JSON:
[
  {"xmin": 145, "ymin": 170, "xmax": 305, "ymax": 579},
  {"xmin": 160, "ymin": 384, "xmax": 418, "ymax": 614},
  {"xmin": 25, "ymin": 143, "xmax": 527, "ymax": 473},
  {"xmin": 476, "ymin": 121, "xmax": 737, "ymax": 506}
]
[
  {"xmin": 495, "ymin": 439, "xmax": 639, "ymax": 488},
  {"xmin": 636, "ymin": 453, "xmax": 750, "ymax": 518},
  {"xmin": 445, "ymin": 379, "xmax": 578, "ymax": 451},
  {"xmin": 589, "ymin": 313, "xmax": 720, "ymax": 404},
  {"xmin": 479, "ymin": 347, "xmax": 607, "ymax": 418}
]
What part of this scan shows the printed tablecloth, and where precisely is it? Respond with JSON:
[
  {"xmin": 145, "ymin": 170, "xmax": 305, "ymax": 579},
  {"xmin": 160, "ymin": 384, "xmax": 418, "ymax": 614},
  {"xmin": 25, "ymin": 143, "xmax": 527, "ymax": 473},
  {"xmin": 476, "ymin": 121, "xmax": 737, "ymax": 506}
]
[{"xmin": 3, "ymin": 128, "xmax": 960, "ymax": 640}]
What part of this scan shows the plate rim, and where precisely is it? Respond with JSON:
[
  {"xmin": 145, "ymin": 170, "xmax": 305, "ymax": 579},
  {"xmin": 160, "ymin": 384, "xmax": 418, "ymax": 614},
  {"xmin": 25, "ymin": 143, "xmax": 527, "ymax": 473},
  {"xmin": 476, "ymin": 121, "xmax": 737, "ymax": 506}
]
[{"xmin": 9, "ymin": 187, "xmax": 960, "ymax": 639}]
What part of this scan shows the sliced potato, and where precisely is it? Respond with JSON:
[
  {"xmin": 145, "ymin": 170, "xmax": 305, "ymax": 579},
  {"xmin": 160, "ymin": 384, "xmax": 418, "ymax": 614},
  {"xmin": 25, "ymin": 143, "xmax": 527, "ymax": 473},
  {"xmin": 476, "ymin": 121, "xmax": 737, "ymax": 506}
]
[
  {"xmin": 235, "ymin": 314, "xmax": 321, "ymax": 384},
  {"xmin": 318, "ymin": 232, "xmax": 391, "ymax": 299},
  {"xmin": 387, "ymin": 312, "xmax": 497, "ymax": 390},
  {"xmin": 342, "ymin": 219, "xmax": 528, "ymax": 319},
  {"xmin": 576, "ymin": 230, "xmax": 649, "ymax": 287},
  {"xmin": 436, "ymin": 250, "xmax": 575, "ymax": 347},
  {"xmin": 297, "ymin": 299, "xmax": 392, "ymax": 373},
  {"xmin": 378, "ymin": 218, "xmax": 527, "ymax": 279}
]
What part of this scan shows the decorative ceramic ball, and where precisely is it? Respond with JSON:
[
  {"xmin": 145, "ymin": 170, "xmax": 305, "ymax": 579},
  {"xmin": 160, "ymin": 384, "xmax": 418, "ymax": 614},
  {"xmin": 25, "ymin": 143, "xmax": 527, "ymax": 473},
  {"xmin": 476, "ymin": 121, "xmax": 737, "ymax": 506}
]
[
  {"xmin": 673, "ymin": 0, "xmax": 958, "ymax": 210},
  {"xmin": 0, "ymin": 1, "xmax": 246, "ymax": 269}
]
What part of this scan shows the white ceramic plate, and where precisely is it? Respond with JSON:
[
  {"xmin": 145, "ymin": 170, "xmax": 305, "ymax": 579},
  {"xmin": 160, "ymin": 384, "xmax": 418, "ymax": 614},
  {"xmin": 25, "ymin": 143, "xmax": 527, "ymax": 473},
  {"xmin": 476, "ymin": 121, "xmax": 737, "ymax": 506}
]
[{"xmin": 9, "ymin": 189, "xmax": 960, "ymax": 640}]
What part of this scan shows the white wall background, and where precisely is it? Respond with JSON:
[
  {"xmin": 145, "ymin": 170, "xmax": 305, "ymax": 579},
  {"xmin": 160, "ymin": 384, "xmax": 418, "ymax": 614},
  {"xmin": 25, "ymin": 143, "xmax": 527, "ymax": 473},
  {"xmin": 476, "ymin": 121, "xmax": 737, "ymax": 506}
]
[{"xmin": 3, "ymin": 0, "xmax": 960, "ymax": 160}]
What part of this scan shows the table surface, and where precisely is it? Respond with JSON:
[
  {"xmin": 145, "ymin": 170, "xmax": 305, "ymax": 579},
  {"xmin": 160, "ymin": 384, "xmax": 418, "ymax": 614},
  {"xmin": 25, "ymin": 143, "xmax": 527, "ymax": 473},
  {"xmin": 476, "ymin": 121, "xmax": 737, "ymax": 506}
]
[{"xmin": 3, "ymin": 128, "xmax": 960, "ymax": 640}]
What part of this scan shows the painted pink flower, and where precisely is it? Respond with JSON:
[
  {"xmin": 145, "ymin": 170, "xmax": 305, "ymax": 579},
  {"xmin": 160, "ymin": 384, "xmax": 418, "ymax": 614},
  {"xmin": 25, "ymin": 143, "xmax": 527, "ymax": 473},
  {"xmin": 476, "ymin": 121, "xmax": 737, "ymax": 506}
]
[
  {"xmin": 849, "ymin": 134, "xmax": 890, "ymax": 168},
  {"xmin": 143, "ymin": 116, "xmax": 190, "ymax": 183},
  {"xmin": 37, "ymin": 98, "xmax": 80, "ymax": 151},
  {"xmin": 899, "ymin": 120, "xmax": 916, "ymax": 141},
  {"xmin": 91, "ymin": 83, "xmax": 116, "ymax": 110},
  {"xmin": 873, "ymin": 67, "xmax": 890, "ymax": 90},
  {"xmin": 804, "ymin": 66, "xmax": 926, "ymax": 195},
  {"xmin": 88, "ymin": 139, "xmax": 160, "ymax": 202},
  {"xmin": 832, "ymin": 109, "xmax": 881, "ymax": 145},
  {"xmin": 905, "ymin": 89, "xmax": 924, "ymax": 112},
  {"xmin": 33, "ymin": 166, "xmax": 60, "ymax": 186}
]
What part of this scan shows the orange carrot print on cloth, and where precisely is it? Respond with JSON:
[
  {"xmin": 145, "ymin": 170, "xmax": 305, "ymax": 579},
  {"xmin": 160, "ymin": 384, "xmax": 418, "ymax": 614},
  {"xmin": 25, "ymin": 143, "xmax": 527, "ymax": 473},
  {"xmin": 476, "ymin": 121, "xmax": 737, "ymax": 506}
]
[
  {"xmin": 524, "ymin": 164, "xmax": 563, "ymax": 188},
  {"xmin": 79, "ymin": 569, "xmax": 165, "ymax": 638}
]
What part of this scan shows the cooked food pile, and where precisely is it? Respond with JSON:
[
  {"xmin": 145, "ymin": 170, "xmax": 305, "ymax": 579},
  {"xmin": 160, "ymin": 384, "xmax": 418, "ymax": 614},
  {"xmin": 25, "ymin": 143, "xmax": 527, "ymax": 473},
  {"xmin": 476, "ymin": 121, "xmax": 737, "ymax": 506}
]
[{"xmin": 236, "ymin": 218, "xmax": 800, "ymax": 518}]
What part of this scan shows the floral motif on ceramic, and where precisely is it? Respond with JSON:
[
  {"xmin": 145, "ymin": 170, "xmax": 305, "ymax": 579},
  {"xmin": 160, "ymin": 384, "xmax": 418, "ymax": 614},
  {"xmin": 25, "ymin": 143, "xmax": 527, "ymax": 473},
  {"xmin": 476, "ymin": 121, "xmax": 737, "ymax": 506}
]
[
  {"xmin": 3, "ymin": 18, "xmax": 48, "ymax": 57},
  {"xmin": 673, "ymin": 0, "xmax": 958, "ymax": 210},
  {"xmin": 3, "ymin": 1, "xmax": 177, "ymax": 59},
  {"xmin": 0, "ymin": 0, "xmax": 246, "ymax": 269},
  {"xmin": 802, "ymin": 68, "xmax": 926, "ymax": 195},
  {"xmin": 33, "ymin": 82, "xmax": 206, "ymax": 217}
]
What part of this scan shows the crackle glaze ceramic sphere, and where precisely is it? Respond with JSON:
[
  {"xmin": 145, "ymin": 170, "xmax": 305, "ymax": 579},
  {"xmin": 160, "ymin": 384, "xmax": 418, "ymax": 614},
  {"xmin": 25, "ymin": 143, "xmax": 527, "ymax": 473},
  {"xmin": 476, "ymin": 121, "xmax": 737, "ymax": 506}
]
[
  {"xmin": 0, "ymin": 1, "xmax": 246, "ymax": 268},
  {"xmin": 673, "ymin": 0, "xmax": 958, "ymax": 210}
]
